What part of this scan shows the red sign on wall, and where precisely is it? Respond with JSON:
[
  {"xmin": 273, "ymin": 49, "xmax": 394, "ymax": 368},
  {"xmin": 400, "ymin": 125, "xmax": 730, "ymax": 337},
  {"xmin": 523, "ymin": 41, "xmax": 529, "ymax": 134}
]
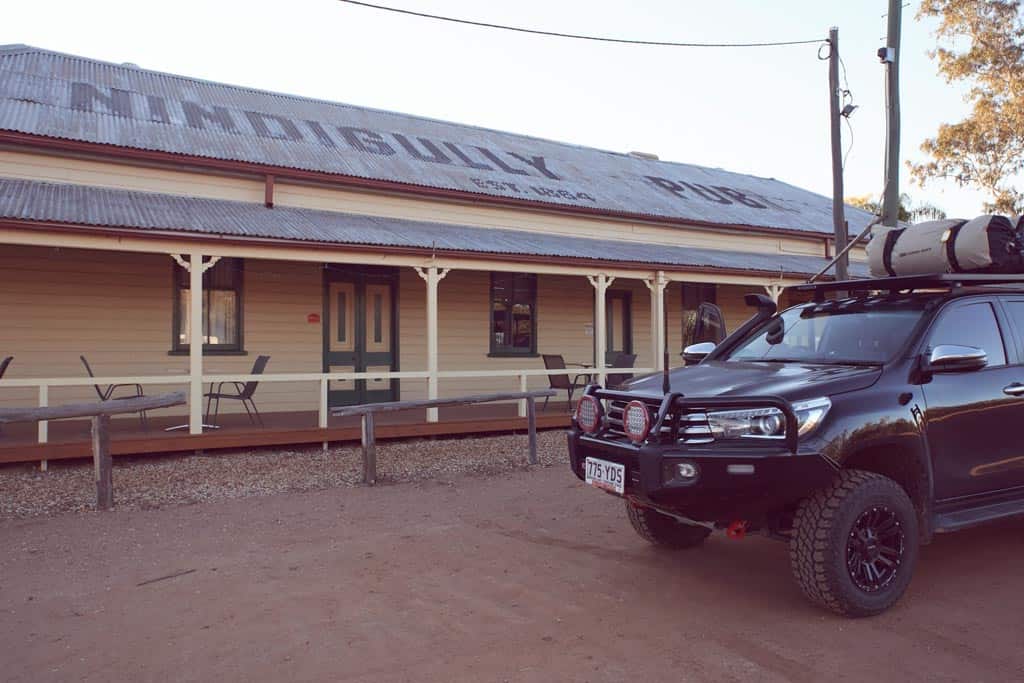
[{"xmin": 307, "ymin": 313, "xmax": 320, "ymax": 324}]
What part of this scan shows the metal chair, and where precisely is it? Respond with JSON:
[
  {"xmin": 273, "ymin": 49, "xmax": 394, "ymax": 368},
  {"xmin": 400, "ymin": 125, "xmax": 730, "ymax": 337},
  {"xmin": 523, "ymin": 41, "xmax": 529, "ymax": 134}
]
[
  {"xmin": 606, "ymin": 353, "xmax": 637, "ymax": 389},
  {"xmin": 204, "ymin": 355, "xmax": 270, "ymax": 427},
  {"xmin": 541, "ymin": 354, "xmax": 590, "ymax": 412},
  {"xmin": 80, "ymin": 355, "xmax": 148, "ymax": 430}
]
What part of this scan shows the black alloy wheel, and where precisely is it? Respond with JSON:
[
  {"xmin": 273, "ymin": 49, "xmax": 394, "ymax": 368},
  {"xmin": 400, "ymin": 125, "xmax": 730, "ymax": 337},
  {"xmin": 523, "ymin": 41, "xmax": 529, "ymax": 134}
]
[
  {"xmin": 790, "ymin": 469, "xmax": 919, "ymax": 617},
  {"xmin": 846, "ymin": 505, "xmax": 905, "ymax": 592}
]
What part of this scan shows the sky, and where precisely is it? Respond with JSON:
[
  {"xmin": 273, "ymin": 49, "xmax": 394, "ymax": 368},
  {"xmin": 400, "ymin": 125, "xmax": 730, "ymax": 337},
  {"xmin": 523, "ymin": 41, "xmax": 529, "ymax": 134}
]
[{"xmin": 0, "ymin": 0, "xmax": 998, "ymax": 219}]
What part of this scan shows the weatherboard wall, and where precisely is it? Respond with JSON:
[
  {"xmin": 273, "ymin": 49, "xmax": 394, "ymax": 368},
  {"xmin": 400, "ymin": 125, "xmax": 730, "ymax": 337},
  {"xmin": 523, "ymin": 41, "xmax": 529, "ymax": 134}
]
[{"xmin": 0, "ymin": 244, "xmax": 756, "ymax": 416}]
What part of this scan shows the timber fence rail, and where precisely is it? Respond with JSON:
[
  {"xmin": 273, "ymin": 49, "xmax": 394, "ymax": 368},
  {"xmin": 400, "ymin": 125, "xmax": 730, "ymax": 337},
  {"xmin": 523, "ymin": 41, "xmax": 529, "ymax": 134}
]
[
  {"xmin": 332, "ymin": 389, "xmax": 557, "ymax": 485},
  {"xmin": 0, "ymin": 392, "xmax": 186, "ymax": 509},
  {"xmin": 0, "ymin": 368, "xmax": 649, "ymax": 446}
]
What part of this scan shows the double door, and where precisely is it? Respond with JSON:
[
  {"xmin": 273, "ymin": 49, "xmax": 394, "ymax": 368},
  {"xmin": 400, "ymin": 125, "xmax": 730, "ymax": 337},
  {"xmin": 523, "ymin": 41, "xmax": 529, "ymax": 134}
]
[{"xmin": 323, "ymin": 267, "xmax": 397, "ymax": 407}]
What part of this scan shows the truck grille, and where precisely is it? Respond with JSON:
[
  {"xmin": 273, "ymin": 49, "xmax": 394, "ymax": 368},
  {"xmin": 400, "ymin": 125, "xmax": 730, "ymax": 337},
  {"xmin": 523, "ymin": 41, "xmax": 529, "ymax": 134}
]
[{"xmin": 603, "ymin": 399, "xmax": 714, "ymax": 446}]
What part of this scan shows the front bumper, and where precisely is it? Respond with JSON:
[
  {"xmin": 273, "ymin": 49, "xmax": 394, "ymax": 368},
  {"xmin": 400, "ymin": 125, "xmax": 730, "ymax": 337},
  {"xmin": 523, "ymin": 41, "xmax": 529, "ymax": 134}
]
[{"xmin": 568, "ymin": 428, "xmax": 838, "ymax": 522}]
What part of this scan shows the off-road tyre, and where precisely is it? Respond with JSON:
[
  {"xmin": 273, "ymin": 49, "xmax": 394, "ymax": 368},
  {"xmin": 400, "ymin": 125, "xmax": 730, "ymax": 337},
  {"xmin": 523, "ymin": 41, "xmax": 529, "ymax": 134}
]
[
  {"xmin": 626, "ymin": 501, "xmax": 712, "ymax": 549},
  {"xmin": 790, "ymin": 469, "xmax": 919, "ymax": 617}
]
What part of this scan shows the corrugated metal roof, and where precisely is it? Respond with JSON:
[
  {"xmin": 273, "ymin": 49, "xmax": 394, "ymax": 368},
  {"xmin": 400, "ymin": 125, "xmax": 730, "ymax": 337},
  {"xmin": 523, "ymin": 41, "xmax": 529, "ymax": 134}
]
[
  {"xmin": 0, "ymin": 177, "xmax": 866, "ymax": 277},
  {"xmin": 0, "ymin": 45, "xmax": 874, "ymax": 237}
]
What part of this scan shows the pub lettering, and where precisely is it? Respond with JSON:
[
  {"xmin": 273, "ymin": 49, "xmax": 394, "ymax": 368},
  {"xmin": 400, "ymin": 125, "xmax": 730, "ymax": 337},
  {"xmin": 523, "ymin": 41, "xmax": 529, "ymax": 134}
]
[
  {"xmin": 70, "ymin": 82, "xmax": 776, "ymax": 211},
  {"xmin": 70, "ymin": 82, "xmax": 560, "ymax": 181}
]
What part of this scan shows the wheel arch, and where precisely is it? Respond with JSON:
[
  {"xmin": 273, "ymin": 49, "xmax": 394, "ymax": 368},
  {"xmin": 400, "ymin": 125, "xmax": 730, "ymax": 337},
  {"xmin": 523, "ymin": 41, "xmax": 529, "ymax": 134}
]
[{"xmin": 842, "ymin": 438, "xmax": 934, "ymax": 542}]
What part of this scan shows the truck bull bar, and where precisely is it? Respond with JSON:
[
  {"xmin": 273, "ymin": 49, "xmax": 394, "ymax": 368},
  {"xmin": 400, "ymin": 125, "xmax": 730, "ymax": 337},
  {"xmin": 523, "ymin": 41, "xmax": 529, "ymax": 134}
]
[{"xmin": 582, "ymin": 386, "xmax": 800, "ymax": 454}]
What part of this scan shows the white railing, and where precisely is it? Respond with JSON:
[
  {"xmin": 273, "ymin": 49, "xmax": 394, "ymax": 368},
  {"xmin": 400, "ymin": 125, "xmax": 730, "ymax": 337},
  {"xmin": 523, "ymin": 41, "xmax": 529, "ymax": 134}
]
[{"xmin": 1, "ymin": 367, "xmax": 655, "ymax": 445}]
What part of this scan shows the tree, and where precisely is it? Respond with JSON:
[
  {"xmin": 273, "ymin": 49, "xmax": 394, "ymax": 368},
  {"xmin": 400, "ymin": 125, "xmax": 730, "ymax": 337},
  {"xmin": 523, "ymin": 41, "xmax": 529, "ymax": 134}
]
[
  {"xmin": 910, "ymin": 0, "xmax": 1024, "ymax": 216},
  {"xmin": 847, "ymin": 193, "xmax": 947, "ymax": 222}
]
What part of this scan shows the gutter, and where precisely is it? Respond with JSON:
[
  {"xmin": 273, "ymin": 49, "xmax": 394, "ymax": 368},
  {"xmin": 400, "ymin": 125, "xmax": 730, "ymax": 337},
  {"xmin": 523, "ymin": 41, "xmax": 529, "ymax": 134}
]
[{"xmin": 0, "ymin": 217, "xmax": 834, "ymax": 281}]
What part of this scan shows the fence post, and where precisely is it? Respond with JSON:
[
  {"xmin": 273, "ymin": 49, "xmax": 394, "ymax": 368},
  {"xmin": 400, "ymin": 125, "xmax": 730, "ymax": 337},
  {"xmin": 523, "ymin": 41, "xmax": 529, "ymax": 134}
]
[
  {"xmin": 319, "ymin": 376, "xmax": 329, "ymax": 452},
  {"xmin": 38, "ymin": 384, "xmax": 48, "ymax": 472},
  {"xmin": 361, "ymin": 412, "xmax": 377, "ymax": 485},
  {"xmin": 526, "ymin": 397, "xmax": 538, "ymax": 465},
  {"xmin": 91, "ymin": 414, "xmax": 113, "ymax": 510},
  {"xmin": 518, "ymin": 374, "xmax": 528, "ymax": 418}
]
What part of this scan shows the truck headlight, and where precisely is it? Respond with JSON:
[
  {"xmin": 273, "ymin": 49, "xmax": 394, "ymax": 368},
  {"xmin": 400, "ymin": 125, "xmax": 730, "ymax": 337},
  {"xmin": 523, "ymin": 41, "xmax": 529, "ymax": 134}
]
[{"xmin": 706, "ymin": 397, "xmax": 831, "ymax": 440}]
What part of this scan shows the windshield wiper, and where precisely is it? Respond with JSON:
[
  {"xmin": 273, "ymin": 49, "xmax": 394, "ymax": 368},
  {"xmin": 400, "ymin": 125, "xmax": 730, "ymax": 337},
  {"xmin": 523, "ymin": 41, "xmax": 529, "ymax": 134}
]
[{"xmin": 736, "ymin": 357, "xmax": 882, "ymax": 366}]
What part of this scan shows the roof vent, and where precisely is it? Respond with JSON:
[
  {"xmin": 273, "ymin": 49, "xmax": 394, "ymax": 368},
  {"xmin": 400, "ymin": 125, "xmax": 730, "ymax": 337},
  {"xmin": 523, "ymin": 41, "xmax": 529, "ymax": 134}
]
[
  {"xmin": 121, "ymin": 62, "xmax": 141, "ymax": 69},
  {"xmin": 628, "ymin": 151, "xmax": 659, "ymax": 160}
]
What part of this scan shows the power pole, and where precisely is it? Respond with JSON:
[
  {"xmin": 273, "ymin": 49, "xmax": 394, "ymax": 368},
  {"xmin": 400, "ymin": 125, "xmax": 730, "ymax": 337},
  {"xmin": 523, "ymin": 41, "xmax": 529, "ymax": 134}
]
[
  {"xmin": 880, "ymin": 0, "xmax": 902, "ymax": 227},
  {"xmin": 828, "ymin": 26, "xmax": 848, "ymax": 281}
]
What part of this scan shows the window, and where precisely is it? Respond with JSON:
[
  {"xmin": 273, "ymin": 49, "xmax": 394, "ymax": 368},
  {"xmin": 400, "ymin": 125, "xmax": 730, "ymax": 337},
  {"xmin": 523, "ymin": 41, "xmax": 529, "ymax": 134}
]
[
  {"xmin": 490, "ymin": 273, "xmax": 537, "ymax": 356},
  {"xmin": 927, "ymin": 302, "xmax": 1005, "ymax": 366},
  {"xmin": 681, "ymin": 283, "xmax": 716, "ymax": 349},
  {"xmin": 173, "ymin": 257, "xmax": 244, "ymax": 353},
  {"xmin": 1001, "ymin": 300, "xmax": 1024, "ymax": 360}
]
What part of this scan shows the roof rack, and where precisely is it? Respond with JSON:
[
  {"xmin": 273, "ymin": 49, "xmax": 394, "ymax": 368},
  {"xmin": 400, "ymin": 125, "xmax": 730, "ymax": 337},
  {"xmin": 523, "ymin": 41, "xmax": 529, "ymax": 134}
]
[{"xmin": 790, "ymin": 273, "xmax": 1024, "ymax": 302}]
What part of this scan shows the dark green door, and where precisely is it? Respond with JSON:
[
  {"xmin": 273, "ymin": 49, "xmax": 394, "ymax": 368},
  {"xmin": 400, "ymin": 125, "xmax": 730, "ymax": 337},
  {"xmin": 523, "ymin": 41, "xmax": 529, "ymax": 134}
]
[{"xmin": 323, "ymin": 266, "xmax": 398, "ymax": 407}]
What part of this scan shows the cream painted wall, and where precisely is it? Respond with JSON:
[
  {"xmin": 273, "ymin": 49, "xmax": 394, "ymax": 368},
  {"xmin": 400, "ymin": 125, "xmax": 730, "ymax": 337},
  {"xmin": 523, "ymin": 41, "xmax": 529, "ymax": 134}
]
[
  {"xmin": 0, "ymin": 246, "xmax": 323, "ymax": 418},
  {"xmin": 0, "ymin": 245, "xmax": 761, "ymax": 420}
]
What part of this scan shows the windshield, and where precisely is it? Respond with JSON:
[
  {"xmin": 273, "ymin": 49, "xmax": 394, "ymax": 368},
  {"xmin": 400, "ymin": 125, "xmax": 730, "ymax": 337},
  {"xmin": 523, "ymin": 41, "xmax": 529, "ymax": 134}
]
[{"xmin": 725, "ymin": 305, "xmax": 925, "ymax": 365}]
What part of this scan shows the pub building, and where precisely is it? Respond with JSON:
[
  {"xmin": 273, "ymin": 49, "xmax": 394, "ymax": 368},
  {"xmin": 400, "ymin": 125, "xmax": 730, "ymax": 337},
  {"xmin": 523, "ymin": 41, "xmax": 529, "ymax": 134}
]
[{"xmin": 0, "ymin": 44, "xmax": 870, "ymax": 464}]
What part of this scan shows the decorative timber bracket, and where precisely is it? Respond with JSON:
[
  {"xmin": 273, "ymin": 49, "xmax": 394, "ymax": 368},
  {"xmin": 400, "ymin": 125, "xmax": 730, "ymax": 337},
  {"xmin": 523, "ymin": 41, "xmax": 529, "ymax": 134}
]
[
  {"xmin": 765, "ymin": 283, "xmax": 785, "ymax": 303},
  {"xmin": 414, "ymin": 266, "xmax": 451, "ymax": 283},
  {"xmin": 643, "ymin": 270, "xmax": 668, "ymax": 294},
  {"xmin": 171, "ymin": 254, "xmax": 222, "ymax": 274}
]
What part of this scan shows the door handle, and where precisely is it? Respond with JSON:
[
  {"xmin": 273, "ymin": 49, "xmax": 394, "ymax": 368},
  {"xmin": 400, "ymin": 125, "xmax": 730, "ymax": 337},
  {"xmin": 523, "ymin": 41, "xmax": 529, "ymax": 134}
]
[{"xmin": 1003, "ymin": 383, "xmax": 1024, "ymax": 396}]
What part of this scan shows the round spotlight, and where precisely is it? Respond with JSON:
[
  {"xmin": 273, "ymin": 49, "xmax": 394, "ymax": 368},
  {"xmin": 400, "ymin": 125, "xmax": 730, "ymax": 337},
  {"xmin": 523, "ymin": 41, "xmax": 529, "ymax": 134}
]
[
  {"xmin": 574, "ymin": 395, "xmax": 602, "ymax": 434},
  {"xmin": 623, "ymin": 400, "xmax": 651, "ymax": 443}
]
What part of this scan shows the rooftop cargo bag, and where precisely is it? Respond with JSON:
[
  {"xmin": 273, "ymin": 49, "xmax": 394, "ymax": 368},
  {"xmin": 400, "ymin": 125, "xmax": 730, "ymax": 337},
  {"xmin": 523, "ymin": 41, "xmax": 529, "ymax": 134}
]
[{"xmin": 867, "ymin": 215, "xmax": 1024, "ymax": 277}]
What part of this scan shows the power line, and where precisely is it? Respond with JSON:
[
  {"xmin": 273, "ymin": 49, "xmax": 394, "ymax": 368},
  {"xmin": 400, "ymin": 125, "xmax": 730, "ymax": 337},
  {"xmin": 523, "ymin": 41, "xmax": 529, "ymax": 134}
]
[{"xmin": 337, "ymin": 1, "xmax": 824, "ymax": 48}]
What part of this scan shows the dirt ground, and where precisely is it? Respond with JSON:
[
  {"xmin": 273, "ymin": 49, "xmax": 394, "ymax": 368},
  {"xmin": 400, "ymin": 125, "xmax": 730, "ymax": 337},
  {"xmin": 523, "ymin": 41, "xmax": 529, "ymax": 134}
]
[{"xmin": 2, "ymin": 466, "xmax": 1022, "ymax": 682}]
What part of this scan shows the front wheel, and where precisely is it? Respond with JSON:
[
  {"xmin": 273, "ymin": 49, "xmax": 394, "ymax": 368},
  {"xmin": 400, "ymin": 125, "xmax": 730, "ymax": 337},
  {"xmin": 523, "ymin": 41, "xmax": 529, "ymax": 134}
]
[
  {"xmin": 790, "ymin": 469, "xmax": 919, "ymax": 617},
  {"xmin": 626, "ymin": 501, "xmax": 712, "ymax": 549}
]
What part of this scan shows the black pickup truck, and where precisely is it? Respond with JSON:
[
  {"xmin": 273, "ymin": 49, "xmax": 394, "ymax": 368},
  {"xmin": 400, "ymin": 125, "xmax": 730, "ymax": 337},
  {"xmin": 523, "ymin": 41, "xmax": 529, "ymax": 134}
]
[{"xmin": 569, "ymin": 274, "xmax": 1024, "ymax": 617}]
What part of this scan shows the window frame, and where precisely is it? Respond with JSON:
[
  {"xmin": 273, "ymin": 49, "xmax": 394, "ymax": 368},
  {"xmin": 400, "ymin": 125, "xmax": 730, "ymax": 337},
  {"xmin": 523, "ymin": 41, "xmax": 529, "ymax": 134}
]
[
  {"xmin": 488, "ymin": 272, "xmax": 538, "ymax": 358},
  {"xmin": 995, "ymin": 296, "xmax": 1024, "ymax": 366},
  {"xmin": 923, "ymin": 298, "xmax": 1008, "ymax": 369},
  {"xmin": 170, "ymin": 257, "xmax": 247, "ymax": 356}
]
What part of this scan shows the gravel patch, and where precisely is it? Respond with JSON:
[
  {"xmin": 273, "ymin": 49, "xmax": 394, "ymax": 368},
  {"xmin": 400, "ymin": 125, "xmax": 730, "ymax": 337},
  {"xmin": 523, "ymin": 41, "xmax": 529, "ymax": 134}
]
[{"xmin": 0, "ymin": 430, "xmax": 569, "ymax": 519}]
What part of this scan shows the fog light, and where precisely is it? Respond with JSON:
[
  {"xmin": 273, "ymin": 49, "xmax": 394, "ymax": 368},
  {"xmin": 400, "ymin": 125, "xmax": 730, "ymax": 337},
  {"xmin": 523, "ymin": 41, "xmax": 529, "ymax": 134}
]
[
  {"xmin": 676, "ymin": 462, "xmax": 699, "ymax": 480},
  {"xmin": 661, "ymin": 459, "xmax": 701, "ymax": 485}
]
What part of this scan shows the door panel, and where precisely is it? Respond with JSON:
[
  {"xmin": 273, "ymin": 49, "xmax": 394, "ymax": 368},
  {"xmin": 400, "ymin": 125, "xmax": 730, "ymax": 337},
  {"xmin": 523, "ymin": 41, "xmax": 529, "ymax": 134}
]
[
  {"xmin": 329, "ymin": 282, "xmax": 356, "ymax": 353},
  {"xmin": 365, "ymin": 284, "xmax": 392, "ymax": 354},
  {"xmin": 327, "ymin": 364, "xmax": 356, "ymax": 397},
  {"xmin": 324, "ymin": 269, "xmax": 397, "ymax": 407},
  {"xmin": 921, "ymin": 300, "xmax": 1024, "ymax": 500}
]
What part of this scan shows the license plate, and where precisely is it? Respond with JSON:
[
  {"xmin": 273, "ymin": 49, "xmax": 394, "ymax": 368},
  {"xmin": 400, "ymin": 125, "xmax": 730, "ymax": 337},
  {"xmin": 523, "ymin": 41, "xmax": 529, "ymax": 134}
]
[{"xmin": 584, "ymin": 457, "xmax": 625, "ymax": 495}]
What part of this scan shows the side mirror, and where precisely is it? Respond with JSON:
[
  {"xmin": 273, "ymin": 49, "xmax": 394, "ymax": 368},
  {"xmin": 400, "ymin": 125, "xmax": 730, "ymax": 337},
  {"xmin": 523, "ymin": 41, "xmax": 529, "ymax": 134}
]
[
  {"xmin": 683, "ymin": 342, "xmax": 716, "ymax": 365},
  {"xmin": 924, "ymin": 345, "xmax": 988, "ymax": 373}
]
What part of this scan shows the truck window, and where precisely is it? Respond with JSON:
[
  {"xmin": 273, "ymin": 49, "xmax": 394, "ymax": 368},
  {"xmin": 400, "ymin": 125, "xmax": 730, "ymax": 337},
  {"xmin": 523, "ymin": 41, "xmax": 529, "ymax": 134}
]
[{"xmin": 927, "ymin": 302, "xmax": 1006, "ymax": 367}]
